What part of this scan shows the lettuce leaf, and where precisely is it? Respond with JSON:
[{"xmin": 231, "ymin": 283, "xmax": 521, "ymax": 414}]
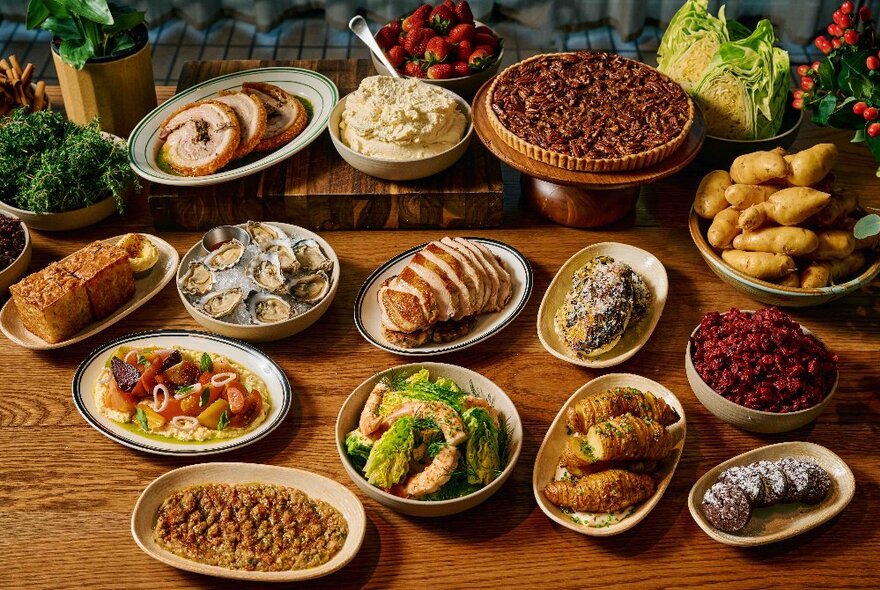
[
  {"xmin": 364, "ymin": 416, "xmax": 414, "ymax": 489},
  {"xmin": 462, "ymin": 408, "xmax": 500, "ymax": 486}
]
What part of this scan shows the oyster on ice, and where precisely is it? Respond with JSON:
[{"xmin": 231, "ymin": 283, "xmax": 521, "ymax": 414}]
[
  {"xmin": 180, "ymin": 261, "xmax": 214, "ymax": 295},
  {"xmin": 262, "ymin": 239, "xmax": 300, "ymax": 272},
  {"xmin": 202, "ymin": 287, "xmax": 244, "ymax": 318},
  {"xmin": 249, "ymin": 252, "xmax": 287, "ymax": 293},
  {"xmin": 293, "ymin": 238, "xmax": 333, "ymax": 272},
  {"xmin": 289, "ymin": 271, "xmax": 330, "ymax": 303},
  {"xmin": 246, "ymin": 220, "xmax": 285, "ymax": 246},
  {"xmin": 248, "ymin": 293, "xmax": 292, "ymax": 324},
  {"xmin": 206, "ymin": 238, "xmax": 245, "ymax": 270}
]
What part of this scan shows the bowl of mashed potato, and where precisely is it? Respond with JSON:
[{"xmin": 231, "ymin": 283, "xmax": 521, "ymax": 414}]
[{"xmin": 328, "ymin": 76, "xmax": 472, "ymax": 181}]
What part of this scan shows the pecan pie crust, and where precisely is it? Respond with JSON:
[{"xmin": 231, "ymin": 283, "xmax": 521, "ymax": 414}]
[{"xmin": 486, "ymin": 52, "xmax": 695, "ymax": 172}]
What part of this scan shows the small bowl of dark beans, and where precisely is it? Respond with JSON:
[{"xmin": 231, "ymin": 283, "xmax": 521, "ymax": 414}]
[{"xmin": 0, "ymin": 213, "xmax": 31, "ymax": 295}]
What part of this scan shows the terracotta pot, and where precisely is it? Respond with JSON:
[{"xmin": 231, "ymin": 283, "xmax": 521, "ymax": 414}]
[{"xmin": 51, "ymin": 23, "xmax": 156, "ymax": 138}]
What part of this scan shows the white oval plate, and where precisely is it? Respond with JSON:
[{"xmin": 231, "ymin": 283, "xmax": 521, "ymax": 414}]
[
  {"xmin": 72, "ymin": 330, "xmax": 291, "ymax": 455},
  {"xmin": 132, "ymin": 462, "xmax": 365, "ymax": 581},
  {"xmin": 537, "ymin": 242, "xmax": 668, "ymax": 368},
  {"xmin": 354, "ymin": 238, "xmax": 532, "ymax": 356},
  {"xmin": 533, "ymin": 373, "xmax": 686, "ymax": 536},
  {"xmin": 177, "ymin": 222, "xmax": 339, "ymax": 342},
  {"xmin": 128, "ymin": 67, "xmax": 338, "ymax": 186},
  {"xmin": 688, "ymin": 442, "xmax": 855, "ymax": 546},
  {"xmin": 0, "ymin": 234, "xmax": 179, "ymax": 350},
  {"xmin": 336, "ymin": 362, "xmax": 523, "ymax": 517}
]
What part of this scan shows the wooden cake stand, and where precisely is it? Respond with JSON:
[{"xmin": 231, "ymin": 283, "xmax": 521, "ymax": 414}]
[{"xmin": 472, "ymin": 82, "xmax": 706, "ymax": 227}]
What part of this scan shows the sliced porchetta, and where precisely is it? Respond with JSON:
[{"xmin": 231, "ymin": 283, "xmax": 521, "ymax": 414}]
[
  {"xmin": 377, "ymin": 237, "xmax": 512, "ymax": 347},
  {"xmin": 159, "ymin": 99, "xmax": 240, "ymax": 176},
  {"xmin": 215, "ymin": 90, "xmax": 267, "ymax": 159},
  {"xmin": 242, "ymin": 82, "xmax": 308, "ymax": 152}
]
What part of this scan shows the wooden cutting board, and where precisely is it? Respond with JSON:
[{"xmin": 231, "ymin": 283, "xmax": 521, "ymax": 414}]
[{"xmin": 147, "ymin": 59, "xmax": 504, "ymax": 230}]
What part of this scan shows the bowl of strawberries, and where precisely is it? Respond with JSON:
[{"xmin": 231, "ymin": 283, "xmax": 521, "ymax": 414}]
[{"xmin": 371, "ymin": 1, "xmax": 504, "ymax": 97}]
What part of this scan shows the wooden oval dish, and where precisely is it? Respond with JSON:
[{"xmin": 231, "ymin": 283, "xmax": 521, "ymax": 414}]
[
  {"xmin": 131, "ymin": 462, "xmax": 366, "ymax": 581},
  {"xmin": 177, "ymin": 222, "xmax": 339, "ymax": 342},
  {"xmin": 689, "ymin": 206, "xmax": 880, "ymax": 307},
  {"xmin": 0, "ymin": 234, "xmax": 179, "ymax": 350},
  {"xmin": 688, "ymin": 442, "xmax": 854, "ymax": 546},
  {"xmin": 537, "ymin": 242, "xmax": 668, "ymax": 368},
  {"xmin": 354, "ymin": 238, "xmax": 532, "ymax": 356},
  {"xmin": 336, "ymin": 362, "xmax": 523, "ymax": 517},
  {"xmin": 72, "ymin": 330, "xmax": 292, "ymax": 456},
  {"xmin": 533, "ymin": 373, "xmax": 686, "ymax": 536}
]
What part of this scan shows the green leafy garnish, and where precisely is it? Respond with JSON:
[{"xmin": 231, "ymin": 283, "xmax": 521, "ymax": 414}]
[
  {"xmin": 200, "ymin": 387, "xmax": 210, "ymax": 407},
  {"xmin": 135, "ymin": 407, "xmax": 149, "ymax": 432},
  {"xmin": 217, "ymin": 410, "xmax": 229, "ymax": 431},
  {"xmin": 200, "ymin": 352, "xmax": 213, "ymax": 373},
  {"xmin": 0, "ymin": 110, "xmax": 138, "ymax": 213},
  {"xmin": 138, "ymin": 355, "xmax": 149, "ymax": 367},
  {"xmin": 175, "ymin": 384, "xmax": 194, "ymax": 398}
]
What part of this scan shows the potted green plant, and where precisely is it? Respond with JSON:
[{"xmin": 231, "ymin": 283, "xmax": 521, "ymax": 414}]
[
  {"xmin": 795, "ymin": 0, "xmax": 880, "ymax": 245},
  {"xmin": 26, "ymin": 0, "xmax": 157, "ymax": 137}
]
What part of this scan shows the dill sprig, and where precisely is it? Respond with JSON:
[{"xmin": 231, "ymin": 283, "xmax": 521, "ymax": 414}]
[{"xmin": 0, "ymin": 109, "xmax": 139, "ymax": 214}]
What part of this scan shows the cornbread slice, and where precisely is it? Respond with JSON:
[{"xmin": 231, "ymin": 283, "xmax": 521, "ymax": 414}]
[
  {"xmin": 9, "ymin": 263, "xmax": 92, "ymax": 343},
  {"xmin": 60, "ymin": 241, "xmax": 135, "ymax": 320}
]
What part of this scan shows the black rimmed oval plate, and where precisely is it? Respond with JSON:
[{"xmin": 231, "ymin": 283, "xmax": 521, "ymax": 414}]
[
  {"xmin": 72, "ymin": 330, "xmax": 291, "ymax": 456},
  {"xmin": 354, "ymin": 238, "xmax": 533, "ymax": 356}
]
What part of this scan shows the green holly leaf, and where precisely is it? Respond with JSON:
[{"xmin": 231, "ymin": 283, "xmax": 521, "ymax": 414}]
[
  {"xmin": 852, "ymin": 129, "xmax": 867, "ymax": 143},
  {"xmin": 817, "ymin": 58, "xmax": 836, "ymax": 92}
]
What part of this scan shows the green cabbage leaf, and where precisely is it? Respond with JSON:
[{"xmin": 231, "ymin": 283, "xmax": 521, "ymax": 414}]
[{"xmin": 657, "ymin": 0, "xmax": 730, "ymax": 93}]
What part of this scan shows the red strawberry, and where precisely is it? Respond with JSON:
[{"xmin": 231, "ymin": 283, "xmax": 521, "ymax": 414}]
[
  {"xmin": 473, "ymin": 32, "xmax": 497, "ymax": 50},
  {"xmin": 424, "ymin": 36, "xmax": 451, "ymax": 63},
  {"xmin": 455, "ymin": 1, "xmax": 474, "ymax": 24},
  {"xmin": 429, "ymin": 5, "xmax": 455, "ymax": 35},
  {"xmin": 405, "ymin": 60, "xmax": 426, "ymax": 78},
  {"xmin": 412, "ymin": 3, "xmax": 432, "ymax": 21},
  {"xmin": 451, "ymin": 60, "xmax": 470, "ymax": 77},
  {"xmin": 427, "ymin": 63, "xmax": 454, "ymax": 80},
  {"xmin": 448, "ymin": 23, "xmax": 475, "ymax": 43},
  {"xmin": 376, "ymin": 22, "xmax": 401, "ymax": 50},
  {"xmin": 468, "ymin": 47, "xmax": 493, "ymax": 71},
  {"xmin": 474, "ymin": 25, "xmax": 494, "ymax": 36},
  {"xmin": 455, "ymin": 39, "xmax": 472, "ymax": 61},
  {"xmin": 442, "ymin": 0, "xmax": 456, "ymax": 10},
  {"xmin": 403, "ymin": 27, "xmax": 436, "ymax": 57},
  {"xmin": 386, "ymin": 45, "xmax": 406, "ymax": 68},
  {"xmin": 402, "ymin": 14, "xmax": 425, "ymax": 32},
  {"xmin": 473, "ymin": 44, "xmax": 494, "ymax": 56}
]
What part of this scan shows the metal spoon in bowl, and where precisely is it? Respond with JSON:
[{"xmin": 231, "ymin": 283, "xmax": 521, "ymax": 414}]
[{"xmin": 348, "ymin": 15, "xmax": 402, "ymax": 78}]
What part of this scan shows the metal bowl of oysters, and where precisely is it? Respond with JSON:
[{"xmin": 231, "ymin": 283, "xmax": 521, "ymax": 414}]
[{"xmin": 176, "ymin": 221, "xmax": 339, "ymax": 341}]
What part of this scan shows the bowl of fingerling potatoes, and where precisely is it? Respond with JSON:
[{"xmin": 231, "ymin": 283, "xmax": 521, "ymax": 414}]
[{"xmin": 690, "ymin": 143, "xmax": 880, "ymax": 307}]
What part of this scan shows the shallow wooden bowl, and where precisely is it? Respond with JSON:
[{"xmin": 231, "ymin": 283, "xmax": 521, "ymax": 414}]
[
  {"xmin": 533, "ymin": 373, "xmax": 686, "ymax": 536},
  {"xmin": 0, "ymin": 214, "xmax": 31, "ymax": 296},
  {"xmin": 688, "ymin": 442, "xmax": 854, "ymax": 546},
  {"xmin": 132, "ymin": 462, "xmax": 366, "ymax": 581},
  {"xmin": 685, "ymin": 315, "xmax": 839, "ymax": 433},
  {"xmin": 537, "ymin": 242, "xmax": 668, "ymax": 368},
  {"xmin": 689, "ymin": 207, "xmax": 880, "ymax": 307}
]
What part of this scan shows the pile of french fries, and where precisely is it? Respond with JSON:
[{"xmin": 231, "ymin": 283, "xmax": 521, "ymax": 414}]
[{"xmin": 0, "ymin": 55, "xmax": 47, "ymax": 117}]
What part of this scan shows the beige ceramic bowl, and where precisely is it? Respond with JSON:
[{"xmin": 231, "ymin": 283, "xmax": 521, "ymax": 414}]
[
  {"xmin": 336, "ymin": 362, "xmax": 522, "ymax": 517},
  {"xmin": 131, "ymin": 462, "xmax": 366, "ymax": 581},
  {"xmin": 0, "ymin": 133, "xmax": 126, "ymax": 232},
  {"xmin": 0, "ymin": 214, "xmax": 31, "ymax": 295},
  {"xmin": 689, "ymin": 207, "xmax": 880, "ymax": 307},
  {"xmin": 328, "ymin": 87, "xmax": 473, "ymax": 181},
  {"xmin": 177, "ymin": 222, "xmax": 339, "ymax": 342},
  {"xmin": 688, "ymin": 442, "xmax": 854, "ymax": 546},
  {"xmin": 685, "ymin": 314, "xmax": 839, "ymax": 433}
]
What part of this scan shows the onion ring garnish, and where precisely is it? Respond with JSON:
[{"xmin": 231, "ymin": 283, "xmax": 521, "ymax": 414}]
[
  {"xmin": 170, "ymin": 416, "xmax": 199, "ymax": 431},
  {"xmin": 152, "ymin": 384, "xmax": 170, "ymax": 412},
  {"xmin": 211, "ymin": 372, "xmax": 237, "ymax": 387},
  {"xmin": 124, "ymin": 349, "xmax": 140, "ymax": 365},
  {"xmin": 173, "ymin": 382, "xmax": 203, "ymax": 400}
]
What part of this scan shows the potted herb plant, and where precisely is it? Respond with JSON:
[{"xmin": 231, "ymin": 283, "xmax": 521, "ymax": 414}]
[
  {"xmin": 26, "ymin": 0, "xmax": 157, "ymax": 137},
  {"xmin": 795, "ymin": 0, "xmax": 880, "ymax": 246}
]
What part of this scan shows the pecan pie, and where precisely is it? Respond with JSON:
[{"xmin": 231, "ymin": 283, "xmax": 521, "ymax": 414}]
[{"xmin": 487, "ymin": 52, "xmax": 695, "ymax": 172}]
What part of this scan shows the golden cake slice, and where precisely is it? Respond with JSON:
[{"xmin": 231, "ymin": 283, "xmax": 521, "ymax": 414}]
[
  {"xmin": 60, "ymin": 242, "xmax": 135, "ymax": 320},
  {"xmin": 9, "ymin": 263, "xmax": 92, "ymax": 343}
]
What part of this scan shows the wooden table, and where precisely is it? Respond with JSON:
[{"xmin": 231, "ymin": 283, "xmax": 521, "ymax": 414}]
[{"xmin": 4, "ymin": 91, "xmax": 879, "ymax": 589}]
